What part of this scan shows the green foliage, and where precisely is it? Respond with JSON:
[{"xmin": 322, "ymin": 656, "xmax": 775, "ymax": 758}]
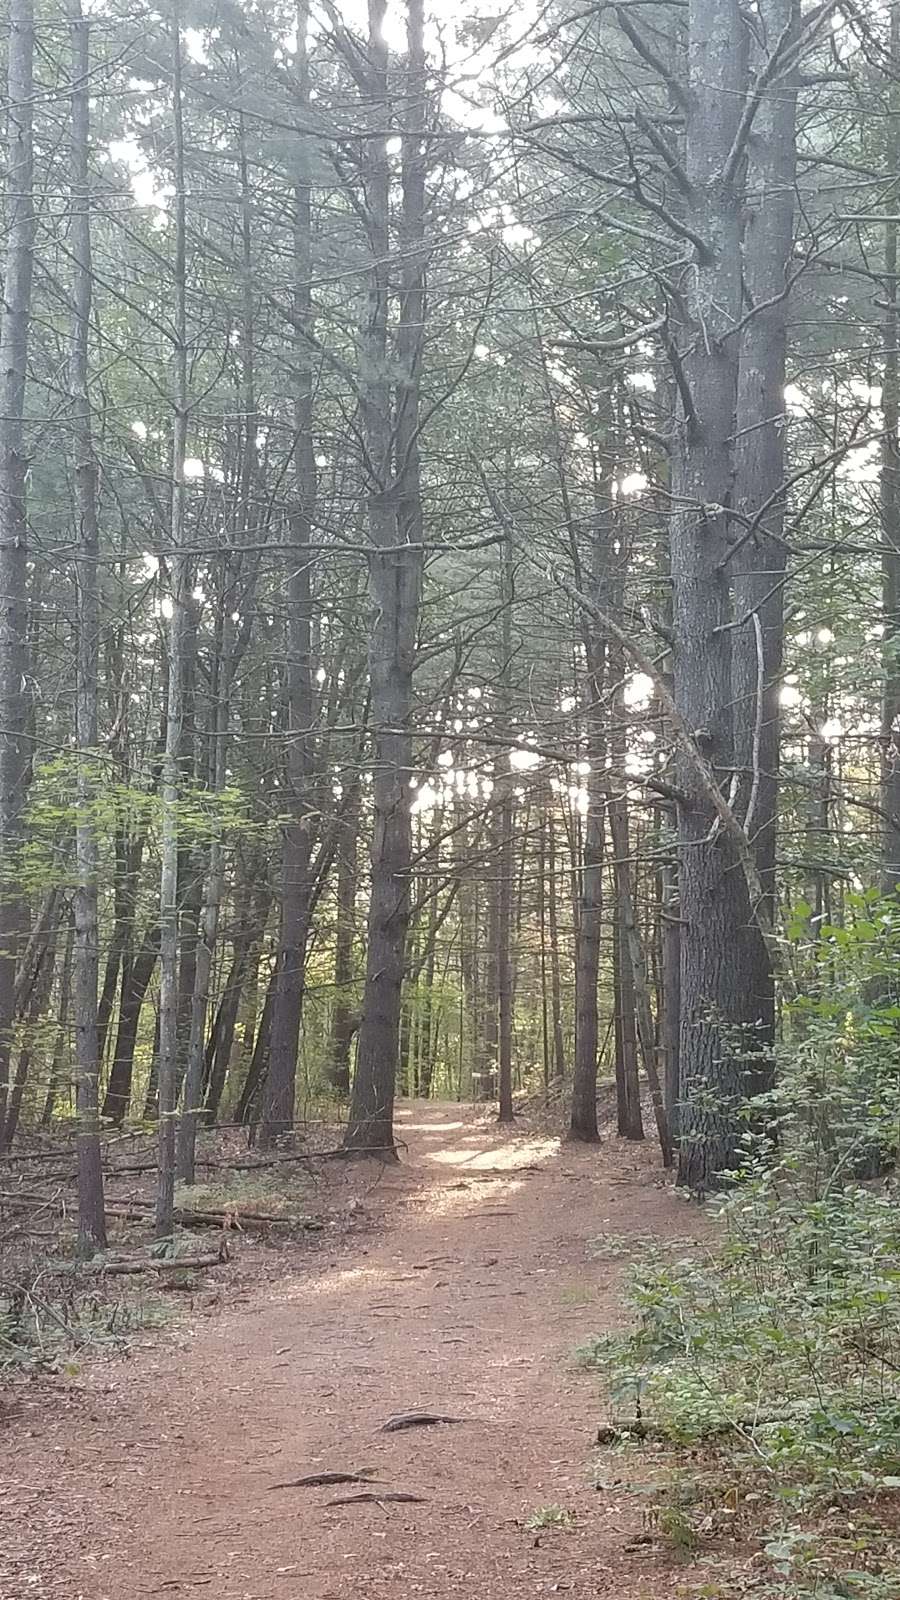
[
  {"xmin": 0, "ymin": 1279, "xmax": 169, "ymax": 1373},
  {"xmin": 580, "ymin": 905, "xmax": 900, "ymax": 1592},
  {"xmin": 524, "ymin": 1505, "xmax": 576, "ymax": 1533}
]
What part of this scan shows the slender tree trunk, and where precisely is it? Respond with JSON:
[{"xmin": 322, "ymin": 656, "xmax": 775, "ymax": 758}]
[
  {"xmin": 670, "ymin": 0, "xmax": 748, "ymax": 1192},
  {"xmin": 0, "ymin": 0, "xmax": 36, "ymax": 1135},
  {"xmin": 608, "ymin": 656, "xmax": 643, "ymax": 1141},
  {"xmin": 43, "ymin": 911, "xmax": 74, "ymax": 1126},
  {"xmin": 608, "ymin": 795, "xmax": 670, "ymax": 1163},
  {"xmin": 882, "ymin": 8, "xmax": 900, "ymax": 894},
  {"xmin": 478, "ymin": 828, "xmax": 500, "ymax": 1102},
  {"xmin": 97, "ymin": 822, "xmax": 140, "ymax": 1069},
  {"xmin": 177, "ymin": 626, "xmax": 230, "ymax": 1179},
  {"xmin": 496, "ymin": 526, "xmax": 515, "ymax": 1124},
  {"xmin": 102, "ymin": 921, "xmax": 159, "ymax": 1124},
  {"xmin": 613, "ymin": 912, "xmax": 642, "ymax": 1140},
  {"xmin": 204, "ymin": 877, "xmax": 267, "ymax": 1123},
  {"xmin": 263, "ymin": 6, "xmax": 316, "ymax": 1146},
  {"xmin": 546, "ymin": 805, "xmax": 566, "ymax": 1083},
  {"xmin": 497, "ymin": 784, "xmax": 515, "ymax": 1123},
  {"xmin": 570, "ymin": 490, "xmax": 610, "ymax": 1140},
  {"xmin": 68, "ymin": 0, "xmax": 106, "ymax": 1251},
  {"xmin": 325, "ymin": 788, "xmax": 359, "ymax": 1097},
  {"xmin": 157, "ymin": 3, "xmax": 189, "ymax": 1236},
  {"xmin": 3, "ymin": 918, "xmax": 59, "ymax": 1149},
  {"xmin": 660, "ymin": 852, "xmax": 681, "ymax": 1145},
  {"xmin": 345, "ymin": 0, "xmax": 425, "ymax": 1154},
  {"xmin": 236, "ymin": 962, "xmax": 275, "ymax": 1128}
]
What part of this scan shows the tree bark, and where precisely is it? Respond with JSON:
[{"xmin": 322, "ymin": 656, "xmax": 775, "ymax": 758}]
[
  {"xmin": 43, "ymin": 911, "xmax": 74, "ymax": 1126},
  {"xmin": 730, "ymin": 0, "xmax": 798, "ymax": 1062},
  {"xmin": 0, "ymin": 0, "xmax": 36, "ymax": 1135},
  {"xmin": 157, "ymin": 2, "xmax": 189, "ymax": 1235},
  {"xmin": 69, "ymin": 0, "xmax": 107, "ymax": 1252},
  {"xmin": 882, "ymin": 6, "xmax": 900, "ymax": 895},
  {"xmin": 670, "ymin": 0, "xmax": 749, "ymax": 1192},
  {"xmin": 345, "ymin": 0, "xmax": 425, "ymax": 1154},
  {"xmin": 102, "ymin": 921, "xmax": 159, "ymax": 1124},
  {"xmin": 263, "ymin": 3, "xmax": 316, "ymax": 1146},
  {"xmin": 570, "ymin": 488, "xmax": 610, "ymax": 1141},
  {"xmin": 497, "ymin": 529, "xmax": 515, "ymax": 1125},
  {"xmin": 325, "ymin": 788, "xmax": 359, "ymax": 1097}
]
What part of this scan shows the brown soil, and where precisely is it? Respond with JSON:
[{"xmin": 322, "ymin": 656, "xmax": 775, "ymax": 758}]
[{"xmin": 1, "ymin": 1103, "xmax": 715, "ymax": 1600}]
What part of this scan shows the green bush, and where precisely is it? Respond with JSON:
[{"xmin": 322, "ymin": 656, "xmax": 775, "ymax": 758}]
[{"xmin": 580, "ymin": 899, "xmax": 900, "ymax": 1591}]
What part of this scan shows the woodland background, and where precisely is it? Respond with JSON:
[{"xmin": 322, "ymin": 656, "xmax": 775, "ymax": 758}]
[{"xmin": 0, "ymin": 0, "xmax": 899, "ymax": 1249}]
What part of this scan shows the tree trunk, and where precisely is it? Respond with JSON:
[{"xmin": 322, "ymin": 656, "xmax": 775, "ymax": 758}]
[
  {"xmin": 97, "ymin": 821, "xmax": 141, "ymax": 1071},
  {"xmin": 345, "ymin": 0, "xmax": 425, "ymax": 1155},
  {"xmin": 497, "ymin": 785, "xmax": 515, "ymax": 1124},
  {"xmin": 3, "ymin": 915, "xmax": 59, "ymax": 1149},
  {"xmin": 660, "ymin": 854, "xmax": 681, "ymax": 1146},
  {"xmin": 608, "ymin": 794, "xmax": 670, "ymax": 1163},
  {"xmin": 102, "ymin": 921, "xmax": 159, "ymax": 1124},
  {"xmin": 546, "ymin": 805, "xmax": 566, "ymax": 1084},
  {"xmin": 0, "ymin": 0, "xmax": 36, "ymax": 1135},
  {"xmin": 478, "ymin": 825, "xmax": 500, "ymax": 1102},
  {"xmin": 69, "ymin": 0, "xmax": 106, "ymax": 1252},
  {"xmin": 236, "ymin": 962, "xmax": 275, "ymax": 1126},
  {"xmin": 157, "ymin": 3, "xmax": 189, "ymax": 1236},
  {"xmin": 613, "ymin": 912, "xmax": 643, "ymax": 1141},
  {"xmin": 570, "ymin": 491, "xmax": 610, "ymax": 1140},
  {"xmin": 882, "ymin": 9, "xmax": 900, "ymax": 894},
  {"xmin": 204, "ymin": 876, "xmax": 267, "ymax": 1123},
  {"xmin": 325, "ymin": 788, "xmax": 358, "ymax": 1097},
  {"xmin": 43, "ymin": 911, "xmax": 74, "ymax": 1126},
  {"xmin": 671, "ymin": 0, "xmax": 748, "ymax": 1193},
  {"xmin": 730, "ymin": 0, "xmax": 798, "ymax": 1063},
  {"xmin": 263, "ymin": 8, "xmax": 316, "ymax": 1146}
]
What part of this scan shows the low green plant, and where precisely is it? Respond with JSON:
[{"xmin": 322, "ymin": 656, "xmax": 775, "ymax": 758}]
[
  {"xmin": 524, "ymin": 1505, "xmax": 576, "ymax": 1533},
  {"xmin": 581, "ymin": 899, "xmax": 900, "ymax": 1593},
  {"xmin": 560, "ymin": 1281, "xmax": 595, "ymax": 1306},
  {"xmin": 0, "ymin": 1280, "xmax": 169, "ymax": 1372}
]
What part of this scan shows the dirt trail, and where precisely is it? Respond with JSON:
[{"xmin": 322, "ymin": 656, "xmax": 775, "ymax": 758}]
[{"xmin": 3, "ymin": 1104, "xmax": 708, "ymax": 1600}]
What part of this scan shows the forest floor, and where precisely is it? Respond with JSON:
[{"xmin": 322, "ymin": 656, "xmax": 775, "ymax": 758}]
[{"xmin": 1, "ymin": 1102, "xmax": 729, "ymax": 1600}]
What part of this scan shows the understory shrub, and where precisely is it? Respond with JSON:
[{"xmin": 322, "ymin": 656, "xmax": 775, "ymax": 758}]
[{"xmin": 580, "ymin": 899, "xmax": 900, "ymax": 1592}]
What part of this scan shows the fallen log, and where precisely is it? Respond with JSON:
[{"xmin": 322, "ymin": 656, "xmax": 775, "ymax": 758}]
[
  {"xmin": 67, "ymin": 1243, "xmax": 231, "ymax": 1277},
  {"xmin": 0, "ymin": 1190, "xmax": 322, "ymax": 1232}
]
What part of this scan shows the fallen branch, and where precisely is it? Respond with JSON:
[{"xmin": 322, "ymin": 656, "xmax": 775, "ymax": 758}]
[
  {"xmin": 69, "ymin": 1244, "xmax": 231, "ymax": 1277},
  {"xmin": 0, "ymin": 1190, "xmax": 322, "ymax": 1232}
]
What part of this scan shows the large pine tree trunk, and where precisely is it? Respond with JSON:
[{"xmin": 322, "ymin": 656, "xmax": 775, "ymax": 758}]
[
  {"xmin": 0, "ymin": 0, "xmax": 36, "ymax": 1135},
  {"xmin": 671, "ymin": 0, "xmax": 749, "ymax": 1192},
  {"xmin": 730, "ymin": 0, "xmax": 798, "ymax": 1064},
  {"xmin": 345, "ymin": 0, "xmax": 424, "ymax": 1155},
  {"xmin": 69, "ymin": 0, "xmax": 106, "ymax": 1252}
]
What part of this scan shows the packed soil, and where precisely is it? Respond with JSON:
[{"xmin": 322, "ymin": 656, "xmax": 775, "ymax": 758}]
[{"xmin": 1, "ymin": 1103, "xmax": 716, "ymax": 1600}]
